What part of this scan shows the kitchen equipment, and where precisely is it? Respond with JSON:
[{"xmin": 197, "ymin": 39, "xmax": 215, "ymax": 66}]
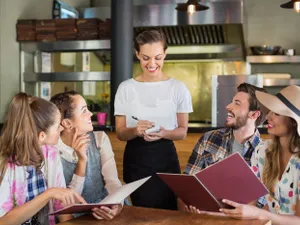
[
  {"xmin": 257, "ymin": 73, "xmax": 291, "ymax": 79},
  {"xmin": 283, "ymin": 49, "xmax": 296, "ymax": 56},
  {"xmin": 212, "ymin": 75, "xmax": 264, "ymax": 127},
  {"xmin": 81, "ymin": 0, "xmax": 246, "ymax": 61},
  {"xmin": 250, "ymin": 46, "xmax": 281, "ymax": 55}
]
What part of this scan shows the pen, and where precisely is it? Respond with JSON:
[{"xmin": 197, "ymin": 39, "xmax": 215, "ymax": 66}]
[{"xmin": 132, "ymin": 116, "xmax": 139, "ymax": 121}]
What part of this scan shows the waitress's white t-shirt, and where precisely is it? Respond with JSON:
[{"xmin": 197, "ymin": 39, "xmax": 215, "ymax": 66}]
[{"xmin": 114, "ymin": 78, "xmax": 193, "ymax": 130}]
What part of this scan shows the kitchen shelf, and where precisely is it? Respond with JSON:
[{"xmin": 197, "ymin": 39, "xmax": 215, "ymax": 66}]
[
  {"xmin": 24, "ymin": 72, "xmax": 110, "ymax": 82},
  {"xmin": 247, "ymin": 55, "xmax": 300, "ymax": 64},
  {"xmin": 21, "ymin": 40, "xmax": 111, "ymax": 53},
  {"xmin": 263, "ymin": 78, "xmax": 300, "ymax": 87}
]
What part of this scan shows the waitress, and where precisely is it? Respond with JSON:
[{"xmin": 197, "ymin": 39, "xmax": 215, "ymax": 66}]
[{"xmin": 114, "ymin": 29, "xmax": 193, "ymax": 210}]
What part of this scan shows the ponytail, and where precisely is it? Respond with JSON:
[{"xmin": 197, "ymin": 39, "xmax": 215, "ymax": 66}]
[{"xmin": 0, "ymin": 93, "xmax": 58, "ymax": 184}]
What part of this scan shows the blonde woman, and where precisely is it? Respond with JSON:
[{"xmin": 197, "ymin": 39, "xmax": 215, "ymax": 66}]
[
  {"xmin": 0, "ymin": 93, "xmax": 84, "ymax": 225},
  {"xmin": 220, "ymin": 85, "xmax": 300, "ymax": 225}
]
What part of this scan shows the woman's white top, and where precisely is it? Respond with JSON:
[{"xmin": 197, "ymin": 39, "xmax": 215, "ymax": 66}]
[{"xmin": 114, "ymin": 78, "xmax": 193, "ymax": 130}]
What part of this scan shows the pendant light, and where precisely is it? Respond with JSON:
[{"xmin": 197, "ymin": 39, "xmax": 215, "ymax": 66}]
[
  {"xmin": 280, "ymin": 0, "xmax": 300, "ymax": 13},
  {"xmin": 176, "ymin": 0, "xmax": 209, "ymax": 15}
]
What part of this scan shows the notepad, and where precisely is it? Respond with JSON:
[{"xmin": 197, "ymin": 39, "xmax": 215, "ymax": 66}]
[
  {"xmin": 49, "ymin": 176, "xmax": 151, "ymax": 215},
  {"xmin": 158, "ymin": 153, "xmax": 268, "ymax": 212}
]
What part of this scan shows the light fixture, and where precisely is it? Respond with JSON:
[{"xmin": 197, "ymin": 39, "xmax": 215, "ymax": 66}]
[
  {"xmin": 280, "ymin": 0, "xmax": 300, "ymax": 13},
  {"xmin": 176, "ymin": 0, "xmax": 209, "ymax": 15}
]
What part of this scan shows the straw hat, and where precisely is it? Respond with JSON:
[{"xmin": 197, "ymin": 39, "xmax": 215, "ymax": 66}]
[{"xmin": 255, "ymin": 85, "xmax": 300, "ymax": 136}]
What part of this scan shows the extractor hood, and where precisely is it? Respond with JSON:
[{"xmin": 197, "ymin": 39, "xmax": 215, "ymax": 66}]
[{"xmin": 81, "ymin": 0, "xmax": 245, "ymax": 61}]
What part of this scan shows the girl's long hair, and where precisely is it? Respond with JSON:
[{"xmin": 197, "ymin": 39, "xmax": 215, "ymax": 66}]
[{"xmin": 0, "ymin": 93, "xmax": 58, "ymax": 184}]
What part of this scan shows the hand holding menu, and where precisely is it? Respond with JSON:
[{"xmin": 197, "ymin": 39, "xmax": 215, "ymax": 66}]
[
  {"xmin": 158, "ymin": 153, "xmax": 268, "ymax": 212},
  {"xmin": 49, "ymin": 176, "xmax": 151, "ymax": 215}
]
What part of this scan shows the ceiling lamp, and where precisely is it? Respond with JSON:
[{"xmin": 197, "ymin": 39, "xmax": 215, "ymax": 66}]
[
  {"xmin": 280, "ymin": 0, "xmax": 300, "ymax": 13},
  {"xmin": 176, "ymin": 0, "xmax": 209, "ymax": 15}
]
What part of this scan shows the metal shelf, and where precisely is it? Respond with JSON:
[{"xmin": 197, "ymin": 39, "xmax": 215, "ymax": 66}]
[
  {"xmin": 24, "ymin": 72, "xmax": 110, "ymax": 82},
  {"xmin": 247, "ymin": 55, "xmax": 300, "ymax": 64},
  {"xmin": 21, "ymin": 40, "xmax": 111, "ymax": 53},
  {"xmin": 263, "ymin": 79, "xmax": 300, "ymax": 87}
]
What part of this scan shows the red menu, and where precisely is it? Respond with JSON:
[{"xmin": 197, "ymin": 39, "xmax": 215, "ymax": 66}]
[
  {"xmin": 49, "ymin": 203, "xmax": 117, "ymax": 215},
  {"xmin": 158, "ymin": 153, "xmax": 268, "ymax": 212}
]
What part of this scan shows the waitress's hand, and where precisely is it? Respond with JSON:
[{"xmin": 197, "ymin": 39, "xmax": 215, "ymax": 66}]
[
  {"xmin": 71, "ymin": 128, "xmax": 90, "ymax": 161},
  {"xmin": 136, "ymin": 120, "xmax": 154, "ymax": 137},
  {"xmin": 143, "ymin": 134, "xmax": 162, "ymax": 142},
  {"xmin": 143, "ymin": 127, "xmax": 167, "ymax": 142}
]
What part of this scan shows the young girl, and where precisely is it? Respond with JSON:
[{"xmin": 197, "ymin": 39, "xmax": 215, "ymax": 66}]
[
  {"xmin": 51, "ymin": 91, "xmax": 122, "ymax": 220},
  {"xmin": 0, "ymin": 93, "xmax": 84, "ymax": 225},
  {"xmin": 220, "ymin": 85, "xmax": 300, "ymax": 225}
]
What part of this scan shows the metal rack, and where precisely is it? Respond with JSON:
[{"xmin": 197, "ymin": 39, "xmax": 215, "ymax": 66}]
[
  {"xmin": 20, "ymin": 40, "xmax": 110, "ymax": 53},
  {"xmin": 20, "ymin": 40, "xmax": 111, "ymax": 94},
  {"xmin": 263, "ymin": 78, "xmax": 300, "ymax": 86},
  {"xmin": 246, "ymin": 55, "xmax": 300, "ymax": 87},
  {"xmin": 23, "ymin": 71, "xmax": 110, "ymax": 82},
  {"xmin": 247, "ymin": 55, "xmax": 300, "ymax": 64}
]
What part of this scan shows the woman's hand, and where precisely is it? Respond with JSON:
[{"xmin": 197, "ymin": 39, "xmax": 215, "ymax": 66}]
[
  {"xmin": 220, "ymin": 199, "xmax": 262, "ymax": 220},
  {"xmin": 91, "ymin": 204, "xmax": 122, "ymax": 220},
  {"xmin": 185, "ymin": 205, "xmax": 226, "ymax": 217},
  {"xmin": 185, "ymin": 205, "xmax": 199, "ymax": 213},
  {"xmin": 47, "ymin": 188, "xmax": 86, "ymax": 207},
  {"xmin": 143, "ymin": 134, "xmax": 162, "ymax": 142},
  {"xmin": 143, "ymin": 127, "xmax": 167, "ymax": 142},
  {"xmin": 136, "ymin": 120, "xmax": 154, "ymax": 137},
  {"xmin": 71, "ymin": 128, "xmax": 90, "ymax": 161}
]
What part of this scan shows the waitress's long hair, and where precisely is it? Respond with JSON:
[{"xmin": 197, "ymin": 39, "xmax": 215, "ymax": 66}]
[
  {"xmin": 262, "ymin": 118, "xmax": 300, "ymax": 193},
  {"xmin": 0, "ymin": 93, "xmax": 58, "ymax": 184}
]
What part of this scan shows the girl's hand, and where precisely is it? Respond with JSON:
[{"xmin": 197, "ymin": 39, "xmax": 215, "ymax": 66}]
[
  {"xmin": 48, "ymin": 188, "xmax": 86, "ymax": 207},
  {"xmin": 91, "ymin": 204, "xmax": 122, "ymax": 220},
  {"xmin": 220, "ymin": 199, "xmax": 261, "ymax": 220}
]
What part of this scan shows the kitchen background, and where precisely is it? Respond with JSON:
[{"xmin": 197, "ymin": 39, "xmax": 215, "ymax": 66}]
[
  {"xmin": 49, "ymin": 52, "xmax": 245, "ymax": 124},
  {"xmin": 1, "ymin": 0, "xmax": 300, "ymax": 126}
]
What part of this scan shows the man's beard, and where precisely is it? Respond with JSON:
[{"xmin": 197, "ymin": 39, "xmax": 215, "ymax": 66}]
[{"xmin": 225, "ymin": 113, "xmax": 248, "ymax": 130}]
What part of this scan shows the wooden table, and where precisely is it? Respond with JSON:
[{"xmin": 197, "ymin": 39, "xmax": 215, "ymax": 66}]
[{"xmin": 60, "ymin": 206, "xmax": 271, "ymax": 225}]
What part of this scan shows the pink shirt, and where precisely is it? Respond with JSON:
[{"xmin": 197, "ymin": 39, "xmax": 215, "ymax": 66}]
[{"xmin": 0, "ymin": 145, "xmax": 66, "ymax": 225}]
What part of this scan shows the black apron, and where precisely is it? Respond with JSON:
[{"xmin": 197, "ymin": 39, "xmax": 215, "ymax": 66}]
[{"xmin": 123, "ymin": 137, "xmax": 180, "ymax": 210}]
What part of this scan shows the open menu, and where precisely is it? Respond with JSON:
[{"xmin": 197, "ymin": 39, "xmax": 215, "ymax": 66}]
[
  {"xmin": 49, "ymin": 176, "xmax": 151, "ymax": 215},
  {"xmin": 158, "ymin": 153, "xmax": 268, "ymax": 212}
]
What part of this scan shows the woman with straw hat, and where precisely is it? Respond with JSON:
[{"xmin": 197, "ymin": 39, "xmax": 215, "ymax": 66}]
[{"xmin": 220, "ymin": 85, "xmax": 300, "ymax": 224}]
